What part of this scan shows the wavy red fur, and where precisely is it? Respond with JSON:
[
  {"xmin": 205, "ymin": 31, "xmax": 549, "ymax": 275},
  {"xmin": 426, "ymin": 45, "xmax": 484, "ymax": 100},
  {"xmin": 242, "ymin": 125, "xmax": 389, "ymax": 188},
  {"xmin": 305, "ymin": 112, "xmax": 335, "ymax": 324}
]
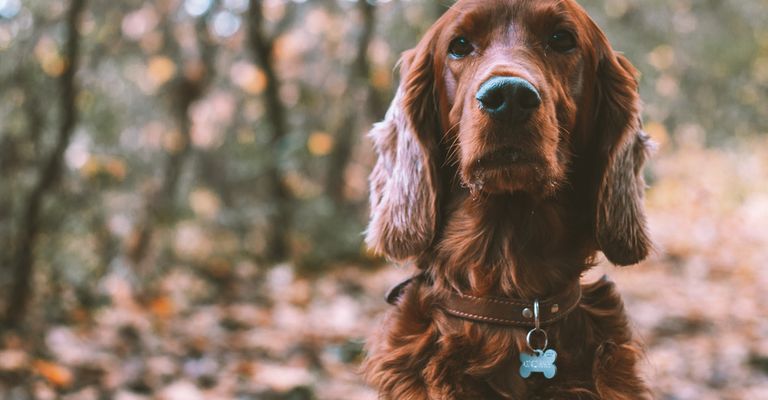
[{"xmin": 364, "ymin": 0, "xmax": 653, "ymax": 398}]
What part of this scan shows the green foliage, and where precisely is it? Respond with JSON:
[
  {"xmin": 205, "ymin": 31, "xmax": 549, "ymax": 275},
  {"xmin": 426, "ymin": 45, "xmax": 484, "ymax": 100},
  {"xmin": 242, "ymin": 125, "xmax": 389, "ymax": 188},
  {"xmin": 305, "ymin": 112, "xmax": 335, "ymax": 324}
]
[{"xmin": 580, "ymin": 0, "xmax": 768, "ymax": 142}]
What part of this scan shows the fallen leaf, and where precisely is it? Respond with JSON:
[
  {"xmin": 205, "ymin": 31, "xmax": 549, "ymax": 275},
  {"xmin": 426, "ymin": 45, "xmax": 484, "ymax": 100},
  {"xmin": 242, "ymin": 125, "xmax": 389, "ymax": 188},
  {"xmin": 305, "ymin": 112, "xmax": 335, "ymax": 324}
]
[{"xmin": 34, "ymin": 359, "xmax": 74, "ymax": 388}]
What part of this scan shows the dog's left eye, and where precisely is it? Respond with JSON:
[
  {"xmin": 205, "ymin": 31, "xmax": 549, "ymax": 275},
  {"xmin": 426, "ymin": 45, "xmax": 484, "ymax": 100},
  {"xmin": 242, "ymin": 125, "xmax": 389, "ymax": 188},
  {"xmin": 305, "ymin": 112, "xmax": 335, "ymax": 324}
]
[
  {"xmin": 448, "ymin": 37, "xmax": 474, "ymax": 59},
  {"xmin": 548, "ymin": 30, "xmax": 577, "ymax": 52}
]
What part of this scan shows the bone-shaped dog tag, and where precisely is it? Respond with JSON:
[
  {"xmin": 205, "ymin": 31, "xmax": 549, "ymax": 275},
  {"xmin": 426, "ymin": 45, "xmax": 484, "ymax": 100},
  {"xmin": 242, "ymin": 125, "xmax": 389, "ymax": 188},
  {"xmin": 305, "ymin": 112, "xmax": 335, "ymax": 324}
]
[{"xmin": 519, "ymin": 349, "xmax": 557, "ymax": 379}]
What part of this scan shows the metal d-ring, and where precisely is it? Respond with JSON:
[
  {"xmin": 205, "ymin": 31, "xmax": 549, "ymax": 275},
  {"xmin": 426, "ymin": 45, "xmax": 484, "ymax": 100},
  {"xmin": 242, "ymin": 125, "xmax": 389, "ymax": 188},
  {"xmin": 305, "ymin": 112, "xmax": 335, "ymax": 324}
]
[{"xmin": 526, "ymin": 299, "xmax": 548, "ymax": 352}]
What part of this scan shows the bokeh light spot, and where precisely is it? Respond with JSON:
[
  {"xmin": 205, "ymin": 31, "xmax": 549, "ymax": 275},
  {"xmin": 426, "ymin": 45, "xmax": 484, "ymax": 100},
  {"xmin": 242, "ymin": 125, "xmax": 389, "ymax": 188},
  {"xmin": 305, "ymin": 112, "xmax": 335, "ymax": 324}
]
[
  {"xmin": 184, "ymin": 0, "xmax": 212, "ymax": 17},
  {"xmin": 308, "ymin": 132, "xmax": 334, "ymax": 156},
  {"xmin": 0, "ymin": 0, "xmax": 21, "ymax": 19},
  {"xmin": 212, "ymin": 11, "xmax": 241, "ymax": 38}
]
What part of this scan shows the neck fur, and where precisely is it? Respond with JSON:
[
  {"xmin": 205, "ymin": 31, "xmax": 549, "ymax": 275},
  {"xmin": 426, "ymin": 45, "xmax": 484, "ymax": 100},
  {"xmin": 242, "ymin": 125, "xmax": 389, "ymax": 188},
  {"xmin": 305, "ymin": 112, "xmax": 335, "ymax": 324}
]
[{"xmin": 425, "ymin": 189, "xmax": 595, "ymax": 299}]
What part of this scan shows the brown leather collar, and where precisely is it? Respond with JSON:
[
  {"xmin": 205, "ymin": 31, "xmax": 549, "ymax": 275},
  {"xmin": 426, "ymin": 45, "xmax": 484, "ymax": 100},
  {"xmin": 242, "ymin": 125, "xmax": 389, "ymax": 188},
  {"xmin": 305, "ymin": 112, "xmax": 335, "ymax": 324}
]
[
  {"xmin": 440, "ymin": 281, "xmax": 582, "ymax": 327},
  {"xmin": 386, "ymin": 275, "xmax": 582, "ymax": 328}
]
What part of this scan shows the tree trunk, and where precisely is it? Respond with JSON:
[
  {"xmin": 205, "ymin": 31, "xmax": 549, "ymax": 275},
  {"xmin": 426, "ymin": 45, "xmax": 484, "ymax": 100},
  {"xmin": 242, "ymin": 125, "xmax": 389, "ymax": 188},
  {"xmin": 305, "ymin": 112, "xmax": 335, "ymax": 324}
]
[
  {"xmin": 325, "ymin": 0, "xmax": 379, "ymax": 204},
  {"xmin": 3, "ymin": 0, "xmax": 87, "ymax": 329},
  {"xmin": 128, "ymin": 13, "xmax": 216, "ymax": 271},
  {"xmin": 247, "ymin": 0, "xmax": 293, "ymax": 261}
]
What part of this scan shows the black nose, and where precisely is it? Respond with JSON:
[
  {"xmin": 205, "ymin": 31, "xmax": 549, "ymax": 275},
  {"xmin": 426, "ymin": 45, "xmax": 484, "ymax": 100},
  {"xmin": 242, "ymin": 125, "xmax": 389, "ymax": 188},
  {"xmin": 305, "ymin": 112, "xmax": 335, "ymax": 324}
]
[{"xmin": 476, "ymin": 77, "xmax": 541, "ymax": 120}]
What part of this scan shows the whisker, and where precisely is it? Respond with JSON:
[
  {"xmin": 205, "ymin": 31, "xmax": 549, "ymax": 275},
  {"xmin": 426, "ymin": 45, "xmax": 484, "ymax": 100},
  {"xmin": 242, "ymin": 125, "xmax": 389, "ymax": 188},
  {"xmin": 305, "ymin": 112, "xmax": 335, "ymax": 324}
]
[{"xmin": 441, "ymin": 122, "xmax": 462, "ymax": 168}]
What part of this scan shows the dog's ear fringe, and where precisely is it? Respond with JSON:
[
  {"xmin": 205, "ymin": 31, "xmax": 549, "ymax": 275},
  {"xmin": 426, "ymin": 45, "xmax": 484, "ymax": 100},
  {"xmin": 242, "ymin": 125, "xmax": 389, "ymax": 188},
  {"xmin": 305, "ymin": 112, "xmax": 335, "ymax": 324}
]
[
  {"xmin": 365, "ymin": 43, "xmax": 440, "ymax": 262},
  {"xmin": 594, "ymin": 53, "xmax": 653, "ymax": 266}
]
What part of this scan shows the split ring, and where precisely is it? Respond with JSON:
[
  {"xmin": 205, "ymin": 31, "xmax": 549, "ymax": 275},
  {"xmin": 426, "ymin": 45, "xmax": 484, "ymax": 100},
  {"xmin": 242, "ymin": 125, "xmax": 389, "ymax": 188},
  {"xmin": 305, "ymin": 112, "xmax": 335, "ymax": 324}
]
[{"xmin": 526, "ymin": 328, "xmax": 549, "ymax": 352}]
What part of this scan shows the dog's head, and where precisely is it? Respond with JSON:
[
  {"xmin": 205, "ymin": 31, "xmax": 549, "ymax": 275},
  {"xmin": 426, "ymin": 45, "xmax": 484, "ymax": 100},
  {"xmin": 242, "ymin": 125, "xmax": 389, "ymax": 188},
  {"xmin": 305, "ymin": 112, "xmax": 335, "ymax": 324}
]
[{"xmin": 366, "ymin": 0, "xmax": 651, "ymax": 266}]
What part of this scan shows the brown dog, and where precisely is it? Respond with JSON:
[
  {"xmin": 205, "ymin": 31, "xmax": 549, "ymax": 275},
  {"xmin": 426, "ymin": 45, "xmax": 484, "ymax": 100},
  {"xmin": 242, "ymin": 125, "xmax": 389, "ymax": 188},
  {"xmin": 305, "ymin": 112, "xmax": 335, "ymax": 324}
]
[{"xmin": 363, "ymin": 0, "xmax": 653, "ymax": 398}]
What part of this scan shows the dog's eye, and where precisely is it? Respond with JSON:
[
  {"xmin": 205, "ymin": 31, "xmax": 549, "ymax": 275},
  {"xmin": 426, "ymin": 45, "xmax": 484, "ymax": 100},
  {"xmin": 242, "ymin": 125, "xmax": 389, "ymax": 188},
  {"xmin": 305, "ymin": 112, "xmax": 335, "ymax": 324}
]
[
  {"xmin": 448, "ymin": 37, "xmax": 474, "ymax": 59},
  {"xmin": 548, "ymin": 30, "xmax": 577, "ymax": 53}
]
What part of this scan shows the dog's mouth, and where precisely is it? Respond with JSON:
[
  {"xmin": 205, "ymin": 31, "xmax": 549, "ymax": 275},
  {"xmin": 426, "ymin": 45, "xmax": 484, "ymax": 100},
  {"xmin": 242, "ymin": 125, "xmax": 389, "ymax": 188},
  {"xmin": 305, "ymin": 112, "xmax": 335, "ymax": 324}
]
[
  {"xmin": 461, "ymin": 145, "xmax": 556, "ymax": 197},
  {"xmin": 475, "ymin": 146, "xmax": 539, "ymax": 169}
]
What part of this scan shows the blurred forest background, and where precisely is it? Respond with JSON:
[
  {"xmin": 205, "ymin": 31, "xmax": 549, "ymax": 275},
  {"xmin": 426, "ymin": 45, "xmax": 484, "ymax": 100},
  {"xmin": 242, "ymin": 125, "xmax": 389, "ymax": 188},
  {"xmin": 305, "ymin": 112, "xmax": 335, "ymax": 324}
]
[{"xmin": 1, "ymin": 0, "xmax": 767, "ymax": 399}]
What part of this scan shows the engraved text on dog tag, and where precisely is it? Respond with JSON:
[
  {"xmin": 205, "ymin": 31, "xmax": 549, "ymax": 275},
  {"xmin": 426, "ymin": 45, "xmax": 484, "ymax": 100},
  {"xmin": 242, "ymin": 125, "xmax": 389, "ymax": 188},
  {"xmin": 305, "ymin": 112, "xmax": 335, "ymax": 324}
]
[{"xmin": 519, "ymin": 349, "xmax": 557, "ymax": 379}]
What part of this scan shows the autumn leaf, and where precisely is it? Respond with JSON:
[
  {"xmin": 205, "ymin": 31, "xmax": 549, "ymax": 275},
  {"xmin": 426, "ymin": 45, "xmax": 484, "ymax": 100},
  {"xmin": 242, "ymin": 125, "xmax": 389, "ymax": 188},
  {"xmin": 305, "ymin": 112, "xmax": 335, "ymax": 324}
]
[
  {"xmin": 149, "ymin": 295, "xmax": 175, "ymax": 319},
  {"xmin": 33, "ymin": 360, "xmax": 74, "ymax": 388}
]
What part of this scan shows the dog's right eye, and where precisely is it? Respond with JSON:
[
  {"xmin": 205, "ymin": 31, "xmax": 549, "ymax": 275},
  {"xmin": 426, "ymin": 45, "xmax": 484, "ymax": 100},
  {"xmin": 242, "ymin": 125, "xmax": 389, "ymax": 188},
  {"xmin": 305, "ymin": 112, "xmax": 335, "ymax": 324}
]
[{"xmin": 448, "ymin": 37, "xmax": 474, "ymax": 59}]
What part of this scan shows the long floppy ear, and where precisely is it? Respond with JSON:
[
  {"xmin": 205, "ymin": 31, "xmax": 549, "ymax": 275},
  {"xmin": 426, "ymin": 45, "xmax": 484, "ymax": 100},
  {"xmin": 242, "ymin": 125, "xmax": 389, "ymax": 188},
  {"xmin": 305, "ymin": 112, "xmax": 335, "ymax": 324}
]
[
  {"xmin": 365, "ymin": 38, "xmax": 442, "ymax": 261},
  {"xmin": 594, "ymin": 53, "xmax": 653, "ymax": 266}
]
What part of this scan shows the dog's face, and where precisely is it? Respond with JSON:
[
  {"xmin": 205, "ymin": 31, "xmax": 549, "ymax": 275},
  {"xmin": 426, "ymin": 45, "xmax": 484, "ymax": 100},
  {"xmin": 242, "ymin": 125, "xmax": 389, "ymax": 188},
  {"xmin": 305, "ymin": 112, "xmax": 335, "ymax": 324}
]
[
  {"xmin": 367, "ymin": 0, "xmax": 651, "ymax": 265},
  {"xmin": 435, "ymin": 0, "xmax": 595, "ymax": 195}
]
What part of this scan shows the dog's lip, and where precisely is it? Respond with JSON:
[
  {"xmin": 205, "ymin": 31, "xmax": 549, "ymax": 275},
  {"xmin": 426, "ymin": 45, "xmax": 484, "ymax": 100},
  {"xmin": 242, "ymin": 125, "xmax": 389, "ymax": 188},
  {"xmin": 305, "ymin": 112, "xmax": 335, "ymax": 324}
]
[{"xmin": 475, "ymin": 146, "xmax": 537, "ymax": 168}]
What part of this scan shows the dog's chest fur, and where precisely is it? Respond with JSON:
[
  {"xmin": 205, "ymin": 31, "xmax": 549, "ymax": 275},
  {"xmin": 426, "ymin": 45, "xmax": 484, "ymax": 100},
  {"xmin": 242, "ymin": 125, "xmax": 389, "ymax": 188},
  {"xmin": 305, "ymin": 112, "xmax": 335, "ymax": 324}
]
[{"xmin": 364, "ymin": 273, "xmax": 647, "ymax": 399}]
